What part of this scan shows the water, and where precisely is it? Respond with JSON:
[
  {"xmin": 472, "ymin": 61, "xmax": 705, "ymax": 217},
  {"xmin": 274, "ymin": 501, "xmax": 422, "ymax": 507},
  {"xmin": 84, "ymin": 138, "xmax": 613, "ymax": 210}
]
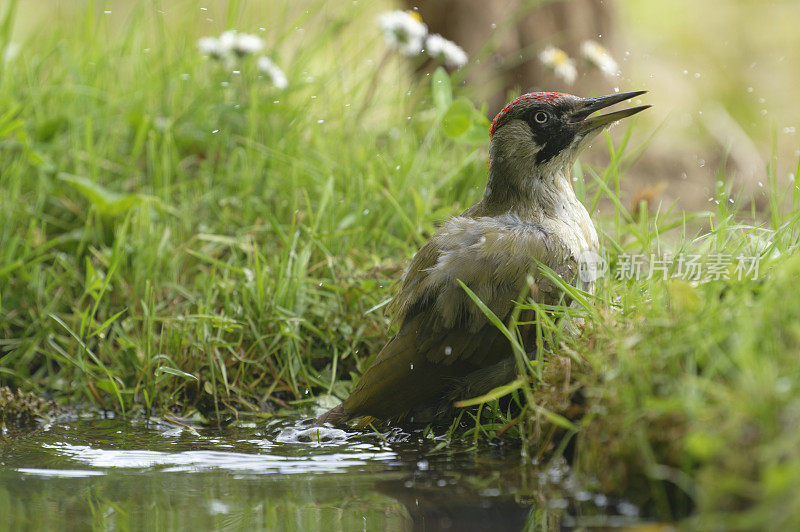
[{"xmin": 0, "ymin": 416, "xmax": 642, "ymax": 530}]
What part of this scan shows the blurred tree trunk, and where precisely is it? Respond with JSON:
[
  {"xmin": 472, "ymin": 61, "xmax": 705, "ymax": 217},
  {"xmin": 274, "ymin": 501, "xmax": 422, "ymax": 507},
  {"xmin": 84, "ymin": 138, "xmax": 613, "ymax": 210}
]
[{"xmin": 407, "ymin": 0, "xmax": 617, "ymax": 112}]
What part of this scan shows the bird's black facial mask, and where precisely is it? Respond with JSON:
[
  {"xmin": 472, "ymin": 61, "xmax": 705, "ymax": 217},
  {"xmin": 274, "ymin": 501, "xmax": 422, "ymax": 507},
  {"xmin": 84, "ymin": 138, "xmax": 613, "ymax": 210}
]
[{"xmin": 522, "ymin": 103, "xmax": 576, "ymax": 166}]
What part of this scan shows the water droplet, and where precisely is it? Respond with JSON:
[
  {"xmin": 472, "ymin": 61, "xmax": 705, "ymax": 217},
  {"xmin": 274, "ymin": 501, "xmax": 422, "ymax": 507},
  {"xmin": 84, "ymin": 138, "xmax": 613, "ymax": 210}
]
[
  {"xmin": 747, "ymin": 87, "xmax": 754, "ymax": 93},
  {"xmin": 410, "ymin": 364, "xmax": 414, "ymax": 370},
  {"xmin": 317, "ymin": 119, "xmax": 324, "ymax": 124},
  {"xmin": 212, "ymin": 129, "xmax": 219, "ymax": 133},
  {"xmin": 416, "ymin": 460, "xmax": 428, "ymax": 470},
  {"xmin": 444, "ymin": 346, "xmax": 452, "ymax": 355},
  {"xmin": 362, "ymin": 209, "xmax": 369, "ymax": 215}
]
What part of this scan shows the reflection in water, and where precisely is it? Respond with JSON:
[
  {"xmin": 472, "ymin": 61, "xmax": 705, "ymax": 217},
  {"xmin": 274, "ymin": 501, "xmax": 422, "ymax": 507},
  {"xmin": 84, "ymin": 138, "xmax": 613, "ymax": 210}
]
[
  {"xmin": 377, "ymin": 478, "xmax": 532, "ymax": 531},
  {"xmin": 0, "ymin": 418, "xmax": 641, "ymax": 530},
  {"xmin": 39, "ymin": 441, "xmax": 396, "ymax": 474}
]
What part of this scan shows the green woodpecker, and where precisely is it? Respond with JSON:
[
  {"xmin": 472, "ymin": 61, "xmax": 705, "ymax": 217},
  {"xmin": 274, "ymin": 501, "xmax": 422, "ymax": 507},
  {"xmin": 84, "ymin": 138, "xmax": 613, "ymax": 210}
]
[{"xmin": 317, "ymin": 90, "xmax": 649, "ymax": 425}]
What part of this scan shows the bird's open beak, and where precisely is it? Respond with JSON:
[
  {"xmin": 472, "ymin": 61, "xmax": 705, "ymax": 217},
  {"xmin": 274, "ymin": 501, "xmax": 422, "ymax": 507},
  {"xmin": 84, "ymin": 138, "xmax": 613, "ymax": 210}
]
[{"xmin": 573, "ymin": 90, "xmax": 650, "ymax": 133}]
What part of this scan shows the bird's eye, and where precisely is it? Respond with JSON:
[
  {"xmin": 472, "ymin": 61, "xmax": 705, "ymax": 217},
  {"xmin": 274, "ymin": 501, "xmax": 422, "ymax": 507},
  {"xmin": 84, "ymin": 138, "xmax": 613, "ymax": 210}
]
[{"xmin": 533, "ymin": 111, "xmax": 549, "ymax": 124}]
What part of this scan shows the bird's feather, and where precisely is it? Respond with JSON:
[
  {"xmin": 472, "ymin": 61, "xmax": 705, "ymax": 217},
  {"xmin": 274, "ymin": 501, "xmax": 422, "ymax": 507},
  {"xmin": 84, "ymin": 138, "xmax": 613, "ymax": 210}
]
[
  {"xmin": 389, "ymin": 214, "xmax": 572, "ymax": 331},
  {"xmin": 341, "ymin": 312, "xmax": 518, "ymax": 420},
  {"xmin": 340, "ymin": 214, "xmax": 572, "ymax": 420}
]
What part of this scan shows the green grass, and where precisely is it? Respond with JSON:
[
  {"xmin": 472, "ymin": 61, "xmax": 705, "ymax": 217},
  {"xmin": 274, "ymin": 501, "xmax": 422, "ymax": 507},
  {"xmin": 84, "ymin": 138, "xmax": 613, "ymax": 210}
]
[
  {"xmin": 534, "ymin": 167, "xmax": 800, "ymax": 526},
  {"xmin": 2, "ymin": 0, "xmax": 800, "ymax": 528}
]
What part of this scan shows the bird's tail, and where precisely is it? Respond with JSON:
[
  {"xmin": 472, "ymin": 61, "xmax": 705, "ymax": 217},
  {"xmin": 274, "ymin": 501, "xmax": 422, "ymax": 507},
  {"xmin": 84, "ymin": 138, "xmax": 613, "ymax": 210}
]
[{"xmin": 314, "ymin": 403, "xmax": 350, "ymax": 426}]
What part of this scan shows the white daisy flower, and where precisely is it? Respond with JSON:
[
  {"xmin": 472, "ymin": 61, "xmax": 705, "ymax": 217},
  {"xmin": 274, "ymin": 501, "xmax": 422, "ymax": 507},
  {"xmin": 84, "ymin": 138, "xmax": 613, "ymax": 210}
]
[
  {"xmin": 581, "ymin": 40, "xmax": 619, "ymax": 77},
  {"xmin": 218, "ymin": 30, "xmax": 238, "ymax": 53},
  {"xmin": 377, "ymin": 10, "xmax": 427, "ymax": 57},
  {"xmin": 232, "ymin": 33, "xmax": 264, "ymax": 57},
  {"xmin": 198, "ymin": 36, "xmax": 227, "ymax": 60},
  {"xmin": 539, "ymin": 46, "xmax": 577, "ymax": 85},
  {"xmin": 257, "ymin": 56, "xmax": 288, "ymax": 90},
  {"xmin": 425, "ymin": 34, "xmax": 468, "ymax": 69}
]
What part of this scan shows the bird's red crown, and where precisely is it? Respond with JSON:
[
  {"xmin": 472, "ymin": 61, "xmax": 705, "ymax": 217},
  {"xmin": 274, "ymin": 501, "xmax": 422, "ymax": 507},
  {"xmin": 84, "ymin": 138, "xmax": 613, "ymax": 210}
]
[{"xmin": 489, "ymin": 92, "xmax": 570, "ymax": 136}]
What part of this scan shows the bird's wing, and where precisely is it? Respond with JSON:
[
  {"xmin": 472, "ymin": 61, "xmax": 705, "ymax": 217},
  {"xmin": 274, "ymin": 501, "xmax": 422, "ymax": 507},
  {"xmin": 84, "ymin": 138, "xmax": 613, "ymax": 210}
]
[
  {"xmin": 342, "ymin": 311, "xmax": 514, "ymax": 419},
  {"xmin": 342, "ymin": 214, "xmax": 575, "ymax": 420},
  {"xmin": 389, "ymin": 213, "xmax": 574, "ymax": 334}
]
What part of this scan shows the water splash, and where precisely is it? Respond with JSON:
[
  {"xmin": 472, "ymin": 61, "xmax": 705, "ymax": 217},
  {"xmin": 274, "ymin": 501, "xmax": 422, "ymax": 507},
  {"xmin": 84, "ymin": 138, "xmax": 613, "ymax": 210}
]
[{"xmin": 275, "ymin": 425, "xmax": 349, "ymax": 445}]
